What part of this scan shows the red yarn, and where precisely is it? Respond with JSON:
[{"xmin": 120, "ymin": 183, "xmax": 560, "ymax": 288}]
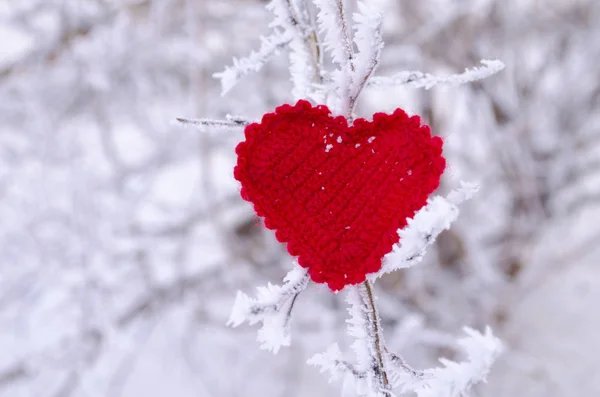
[{"xmin": 234, "ymin": 100, "xmax": 445, "ymax": 291}]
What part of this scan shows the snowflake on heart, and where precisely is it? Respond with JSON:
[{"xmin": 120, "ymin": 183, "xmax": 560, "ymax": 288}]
[{"xmin": 234, "ymin": 99, "xmax": 446, "ymax": 291}]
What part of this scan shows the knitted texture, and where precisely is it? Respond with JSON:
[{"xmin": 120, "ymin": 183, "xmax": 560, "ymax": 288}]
[{"xmin": 234, "ymin": 100, "xmax": 446, "ymax": 291}]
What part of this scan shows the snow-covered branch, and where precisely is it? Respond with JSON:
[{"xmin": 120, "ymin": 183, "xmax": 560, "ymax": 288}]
[
  {"xmin": 268, "ymin": 0, "xmax": 319, "ymax": 99},
  {"xmin": 311, "ymin": 316, "xmax": 501, "ymax": 397},
  {"xmin": 347, "ymin": 1, "xmax": 384, "ymax": 116},
  {"xmin": 373, "ymin": 181, "xmax": 479, "ymax": 279},
  {"xmin": 384, "ymin": 350, "xmax": 423, "ymax": 381},
  {"xmin": 309, "ymin": 281, "xmax": 501, "ymax": 397},
  {"xmin": 215, "ymin": 0, "xmax": 320, "ymax": 99},
  {"xmin": 346, "ymin": 282, "xmax": 391, "ymax": 396},
  {"xmin": 392, "ymin": 327, "xmax": 503, "ymax": 397},
  {"xmin": 228, "ymin": 264, "xmax": 310, "ymax": 353},
  {"xmin": 314, "ymin": 0, "xmax": 355, "ymax": 114},
  {"xmin": 369, "ymin": 60, "xmax": 505, "ymax": 89},
  {"xmin": 308, "ymin": 344, "xmax": 365, "ymax": 381},
  {"xmin": 310, "ymin": 282, "xmax": 394, "ymax": 397},
  {"xmin": 213, "ymin": 32, "xmax": 292, "ymax": 95},
  {"xmin": 313, "ymin": 0, "xmax": 354, "ymax": 68}
]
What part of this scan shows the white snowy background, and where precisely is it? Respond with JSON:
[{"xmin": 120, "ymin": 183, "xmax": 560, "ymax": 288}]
[{"xmin": 0, "ymin": 0, "xmax": 599, "ymax": 396}]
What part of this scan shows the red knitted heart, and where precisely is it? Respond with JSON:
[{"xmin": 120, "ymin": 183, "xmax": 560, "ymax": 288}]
[{"xmin": 234, "ymin": 100, "xmax": 445, "ymax": 291}]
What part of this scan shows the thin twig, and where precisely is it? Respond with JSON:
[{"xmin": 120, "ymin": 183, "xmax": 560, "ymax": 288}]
[
  {"xmin": 308, "ymin": 30, "xmax": 324, "ymax": 84},
  {"xmin": 334, "ymin": 360, "xmax": 366, "ymax": 379},
  {"xmin": 348, "ymin": 60, "xmax": 377, "ymax": 116},
  {"xmin": 363, "ymin": 280, "xmax": 390, "ymax": 392},
  {"xmin": 288, "ymin": 0, "xmax": 324, "ymax": 88},
  {"xmin": 368, "ymin": 60, "xmax": 505, "ymax": 89},
  {"xmin": 386, "ymin": 350, "xmax": 423, "ymax": 377},
  {"xmin": 336, "ymin": 0, "xmax": 355, "ymax": 73},
  {"xmin": 285, "ymin": 0, "xmax": 307, "ymax": 30},
  {"xmin": 174, "ymin": 117, "xmax": 250, "ymax": 128}
]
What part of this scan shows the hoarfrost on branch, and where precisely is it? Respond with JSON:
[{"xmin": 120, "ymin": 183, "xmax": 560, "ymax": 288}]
[{"xmin": 228, "ymin": 264, "xmax": 309, "ymax": 353}]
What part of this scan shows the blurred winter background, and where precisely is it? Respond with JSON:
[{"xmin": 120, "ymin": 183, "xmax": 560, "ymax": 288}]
[{"xmin": 0, "ymin": 0, "xmax": 599, "ymax": 396}]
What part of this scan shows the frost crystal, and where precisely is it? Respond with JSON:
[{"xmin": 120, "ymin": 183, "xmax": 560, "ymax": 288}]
[
  {"xmin": 215, "ymin": 0, "xmax": 317, "ymax": 99},
  {"xmin": 309, "ymin": 283, "xmax": 395, "ymax": 397},
  {"xmin": 374, "ymin": 181, "xmax": 479, "ymax": 278},
  {"xmin": 311, "ymin": 305, "xmax": 502, "ymax": 397},
  {"xmin": 369, "ymin": 60, "xmax": 505, "ymax": 89},
  {"xmin": 313, "ymin": 0, "xmax": 354, "ymax": 67},
  {"xmin": 393, "ymin": 327, "xmax": 504, "ymax": 397},
  {"xmin": 313, "ymin": 0, "xmax": 354, "ymax": 115},
  {"xmin": 228, "ymin": 264, "xmax": 309, "ymax": 353},
  {"xmin": 267, "ymin": 0, "xmax": 316, "ymax": 100},
  {"xmin": 348, "ymin": 2, "xmax": 383, "ymax": 114},
  {"xmin": 214, "ymin": 32, "xmax": 291, "ymax": 95}
]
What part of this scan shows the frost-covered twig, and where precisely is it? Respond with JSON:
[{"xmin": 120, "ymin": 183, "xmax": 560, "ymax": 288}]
[
  {"xmin": 310, "ymin": 282, "xmax": 394, "ymax": 397},
  {"xmin": 348, "ymin": 2, "xmax": 384, "ymax": 116},
  {"xmin": 228, "ymin": 264, "xmax": 309, "ymax": 353},
  {"xmin": 393, "ymin": 327, "xmax": 503, "ymax": 397},
  {"xmin": 313, "ymin": 0, "xmax": 354, "ymax": 69},
  {"xmin": 214, "ymin": 0, "xmax": 321, "ymax": 98},
  {"xmin": 314, "ymin": 0, "xmax": 355, "ymax": 115},
  {"xmin": 369, "ymin": 60, "xmax": 505, "ymax": 90},
  {"xmin": 385, "ymin": 350, "xmax": 422, "ymax": 378},
  {"xmin": 373, "ymin": 181, "xmax": 479, "ymax": 279},
  {"xmin": 311, "ymin": 320, "xmax": 502, "ymax": 397},
  {"xmin": 174, "ymin": 116, "xmax": 250, "ymax": 129},
  {"xmin": 214, "ymin": 32, "xmax": 292, "ymax": 95},
  {"xmin": 359, "ymin": 281, "xmax": 391, "ymax": 395},
  {"xmin": 308, "ymin": 344, "xmax": 365, "ymax": 381},
  {"xmin": 269, "ymin": 0, "xmax": 319, "ymax": 99}
]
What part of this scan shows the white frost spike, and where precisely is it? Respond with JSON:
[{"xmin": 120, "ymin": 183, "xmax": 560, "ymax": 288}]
[
  {"xmin": 215, "ymin": 0, "xmax": 316, "ymax": 98},
  {"xmin": 267, "ymin": 0, "xmax": 291, "ymax": 29},
  {"xmin": 369, "ymin": 60, "xmax": 505, "ymax": 89},
  {"xmin": 313, "ymin": 0, "xmax": 353, "ymax": 66},
  {"xmin": 213, "ymin": 32, "xmax": 291, "ymax": 95},
  {"xmin": 228, "ymin": 264, "xmax": 309, "ymax": 353},
  {"xmin": 346, "ymin": 285, "xmax": 389, "ymax": 396},
  {"xmin": 395, "ymin": 327, "xmax": 503, "ymax": 397},
  {"xmin": 313, "ymin": 0, "xmax": 354, "ymax": 115},
  {"xmin": 307, "ymin": 344, "xmax": 348, "ymax": 381},
  {"xmin": 308, "ymin": 344, "xmax": 370, "ymax": 397},
  {"xmin": 267, "ymin": 0, "xmax": 315, "ymax": 100},
  {"xmin": 349, "ymin": 2, "xmax": 384, "ymax": 108},
  {"xmin": 310, "ymin": 284, "xmax": 392, "ymax": 397},
  {"xmin": 267, "ymin": 0, "xmax": 300, "ymax": 31},
  {"xmin": 447, "ymin": 180, "xmax": 479, "ymax": 205},
  {"xmin": 374, "ymin": 181, "xmax": 479, "ymax": 278},
  {"xmin": 288, "ymin": 36, "xmax": 315, "ymax": 100},
  {"xmin": 311, "ymin": 325, "xmax": 501, "ymax": 397}
]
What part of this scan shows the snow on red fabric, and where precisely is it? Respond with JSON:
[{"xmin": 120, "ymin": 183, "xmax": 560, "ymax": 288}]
[{"xmin": 234, "ymin": 100, "xmax": 446, "ymax": 291}]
